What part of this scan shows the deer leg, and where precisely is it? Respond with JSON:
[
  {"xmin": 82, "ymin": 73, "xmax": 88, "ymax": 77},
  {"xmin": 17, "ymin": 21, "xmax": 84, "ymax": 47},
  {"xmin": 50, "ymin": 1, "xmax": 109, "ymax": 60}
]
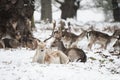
[
  {"xmin": 88, "ymin": 43, "xmax": 92, "ymax": 50},
  {"xmin": 99, "ymin": 44, "xmax": 105, "ymax": 50},
  {"xmin": 119, "ymin": 48, "xmax": 120, "ymax": 55},
  {"xmin": 88, "ymin": 39, "xmax": 95, "ymax": 50},
  {"xmin": 104, "ymin": 44, "xmax": 107, "ymax": 50},
  {"xmin": 104, "ymin": 41, "xmax": 109, "ymax": 50}
]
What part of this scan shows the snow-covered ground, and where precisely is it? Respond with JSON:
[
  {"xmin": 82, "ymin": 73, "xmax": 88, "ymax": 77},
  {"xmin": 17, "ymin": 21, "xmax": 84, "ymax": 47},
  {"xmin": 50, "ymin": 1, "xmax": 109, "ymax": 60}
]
[
  {"xmin": 0, "ymin": 50, "xmax": 120, "ymax": 80},
  {"xmin": 0, "ymin": 1, "xmax": 120, "ymax": 80},
  {"xmin": 0, "ymin": 21, "xmax": 120, "ymax": 80}
]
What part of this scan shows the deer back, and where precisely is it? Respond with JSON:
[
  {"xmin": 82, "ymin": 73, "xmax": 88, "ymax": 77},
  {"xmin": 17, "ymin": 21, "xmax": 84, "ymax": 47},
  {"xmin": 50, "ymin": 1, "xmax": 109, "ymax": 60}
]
[{"xmin": 65, "ymin": 48, "xmax": 87, "ymax": 62}]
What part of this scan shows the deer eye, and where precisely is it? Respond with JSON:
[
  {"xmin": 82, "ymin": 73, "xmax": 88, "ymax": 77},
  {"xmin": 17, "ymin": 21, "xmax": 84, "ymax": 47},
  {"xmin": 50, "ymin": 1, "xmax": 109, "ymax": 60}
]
[{"xmin": 41, "ymin": 50, "xmax": 44, "ymax": 52}]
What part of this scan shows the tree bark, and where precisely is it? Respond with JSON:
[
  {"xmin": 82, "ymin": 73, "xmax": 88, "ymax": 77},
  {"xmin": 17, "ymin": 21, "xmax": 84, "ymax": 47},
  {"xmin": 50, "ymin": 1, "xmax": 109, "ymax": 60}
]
[
  {"xmin": 41, "ymin": 0, "xmax": 52, "ymax": 22},
  {"xmin": 56, "ymin": 0, "xmax": 80, "ymax": 20},
  {"xmin": 112, "ymin": 0, "xmax": 120, "ymax": 21},
  {"xmin": 31, "ymin": 15, "xmax": 35, "ymax": 28}
]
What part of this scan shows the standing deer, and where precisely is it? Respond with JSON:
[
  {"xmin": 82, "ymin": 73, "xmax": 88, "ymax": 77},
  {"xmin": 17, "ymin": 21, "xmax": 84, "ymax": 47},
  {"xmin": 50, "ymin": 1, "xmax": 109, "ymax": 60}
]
[
  {"xmin": 87, "ymin": 30, "xmax": 117, "ymax": 50},
  {"xmin": 53, "ymin": 28, "xmax": 87, "ymax": 48},
  {"xmin": 51, "ymin": 39, "xmax": 87, "ymax": 62},
  {"xmin": 62, "ymin": 29, "xmax": 87, "ymax": 47}
]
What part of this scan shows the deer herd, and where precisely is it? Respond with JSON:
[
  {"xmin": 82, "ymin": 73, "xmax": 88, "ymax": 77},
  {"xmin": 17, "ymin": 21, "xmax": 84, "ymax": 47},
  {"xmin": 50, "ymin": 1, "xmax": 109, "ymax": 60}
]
[{"xmin": 0, "ymin": 20, "xmax": 120, "ymax": 64}]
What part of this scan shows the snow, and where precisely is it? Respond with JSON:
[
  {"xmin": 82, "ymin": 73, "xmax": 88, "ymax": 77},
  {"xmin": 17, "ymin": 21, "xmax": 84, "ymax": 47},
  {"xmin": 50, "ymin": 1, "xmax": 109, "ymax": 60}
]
[
  {"xmin": 0, "ymin": 47, "xmax": 120, "ymax": 80},
  {"xmin": 0, "ymin": 21, "xmax": 120, "ymax": 80},
  {"xmin": 34, "ymin": 11, "xmax": 40, "ymax": 22},
  {"xmin": 0, "ymin": 1, "xmax": 120, "ymax": 80},
  {"xmin": 77, "ymin": 8, "xmax": 105, "ymax": 23}
]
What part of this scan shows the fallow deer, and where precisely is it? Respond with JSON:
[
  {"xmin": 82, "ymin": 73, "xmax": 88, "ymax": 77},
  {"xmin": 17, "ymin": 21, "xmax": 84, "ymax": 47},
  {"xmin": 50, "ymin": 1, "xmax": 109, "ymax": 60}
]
[
  {"xmin": 62, "ymin": 29, "xmax": 87, "ymax": 47},
  {"xmin": 87, "ymin": 30, "xmax": 117, "ymax": 50},
  {"xmin": 16, "ymin": 35, "xmax": 39, "ymax": 50},
  {"xmin": 44, "ymin": 21, "xmax": 86, "ymax": 48},
  {"xmin": 32, "ymin": 41, "xmax": 69, "ymax": 64},
  {"xmin": 23, "ymin": 38, "xmax": 39, "ymax": 50},
  {"xmin": 51, "ymin": 39, "xmax": 87, "ymax": 62},
  {"xmin": 53, "ymin": 28, "xmax": 87, "ymax": 48},
  {"xmin": 1, "ymin": 38, "xmax": 20, "ymax": 48}
]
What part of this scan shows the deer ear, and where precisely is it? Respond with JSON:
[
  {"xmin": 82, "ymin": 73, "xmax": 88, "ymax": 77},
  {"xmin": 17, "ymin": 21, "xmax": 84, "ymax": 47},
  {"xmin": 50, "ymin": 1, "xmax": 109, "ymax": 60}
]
[
  {"xmin": 81, "ymin": 28, "xmax": 85, "ymax": 32},
  {"xmin": 36, "ymin": 40, "xmax": 41, "ymax": 45}
]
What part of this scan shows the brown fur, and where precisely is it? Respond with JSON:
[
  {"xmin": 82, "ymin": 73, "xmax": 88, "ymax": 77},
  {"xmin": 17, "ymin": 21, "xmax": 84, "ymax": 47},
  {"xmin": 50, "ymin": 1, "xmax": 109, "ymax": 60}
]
[
  {"xmin": 113, "ymin": 36, "xmax": 120, "ymax": 55},
  {"xmin": 25, "ymin": 38, "xmax": 39, "ymax": 50},
  {"xmin": 1, "ymin": 38, "xmax": 20, "ymax": 48},
  {"xmin": 113, "ymin": 29, "xmax": 120, "ymax": 38},
  {"xmin": 32, "ymin": 41, "xmax": 69, "ymax": 64},
  {"xmin": 51, "ymin": 39, "xmax": 87, "ymax": 62},
  {"xmin": 44, "ymin": 50, "xmax": 69, "ymax": 64},
  {"xmin": 87, "ymin": 30, "xmax": 116, "ymax": 50},
  {"xmin": 54, "ymin": 29, "xmax": 87, "ymax": 47}
]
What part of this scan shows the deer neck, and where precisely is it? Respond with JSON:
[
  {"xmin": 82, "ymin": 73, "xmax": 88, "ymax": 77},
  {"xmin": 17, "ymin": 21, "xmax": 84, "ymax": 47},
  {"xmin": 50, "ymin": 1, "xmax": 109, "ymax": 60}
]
[
  {"xmin": 36, "ymin": 48, "xmax": 46, "ymax": 64},
  {"xmin": 78, "ymin": 31, "xmax": 87, "ymax": 38},
  {"xmin": 58, "ymin": 41, "xmax": 66, "ymax": 52}
]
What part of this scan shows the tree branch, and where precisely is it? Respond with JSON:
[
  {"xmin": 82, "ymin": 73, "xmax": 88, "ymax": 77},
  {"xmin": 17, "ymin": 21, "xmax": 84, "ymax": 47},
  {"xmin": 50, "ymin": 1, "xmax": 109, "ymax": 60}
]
[{"xmin": 55, "ymin": 0, "xmax": 63, "ymax": 5}]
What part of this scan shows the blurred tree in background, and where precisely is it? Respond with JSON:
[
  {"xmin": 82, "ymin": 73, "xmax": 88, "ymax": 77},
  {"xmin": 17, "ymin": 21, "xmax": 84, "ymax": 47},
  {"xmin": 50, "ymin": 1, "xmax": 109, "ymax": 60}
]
[
  {"xmin": 39, "ymin": 0, "xmax": 120, "ymax": 22},
  {"xmin": 55, "ymin": 0, "xmax": 80, "ymax": 20},
  {"xmin": 41, "ymin": 0, "xmax": 52, "ymax": 22},
  {"xmin": 112, "ymin": 0, "xmax": 120, "ymax": 21},
  {"xmin": 0, "ymin": 0, "xmax": 35, "ymax": 39}
]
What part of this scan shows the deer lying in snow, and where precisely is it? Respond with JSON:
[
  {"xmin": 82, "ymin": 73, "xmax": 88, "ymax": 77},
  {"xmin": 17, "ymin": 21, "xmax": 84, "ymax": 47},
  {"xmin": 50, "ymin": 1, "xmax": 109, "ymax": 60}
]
[
  {"xmin": 32, "ymin": 41, "xmax": 69, "ymax": 64},
  {"xmin": 21, "ymin": 35, "xmax": 39, "ymax": 50},
  {"xmin": 51, "ymin": 39, "xmax": 87, "ymax": 62},
  {"xmin": 87, "ymin": 30, "xmax": 117, "ymax": 50},
  {"xmin": 0, "ymin": 38, "xmax": 20, "ymax": 48}
]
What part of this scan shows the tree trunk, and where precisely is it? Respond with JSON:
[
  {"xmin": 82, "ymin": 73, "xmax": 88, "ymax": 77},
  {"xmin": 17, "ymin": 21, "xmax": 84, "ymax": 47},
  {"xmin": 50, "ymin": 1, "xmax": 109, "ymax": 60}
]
[
  {"xmin": 112, "ymin": 0, "xmax": 120, "ymax": 21},
  {"xmin": 31, "ymin": 15, "xmax": 35, "ymax": 28},
  {"xmin": 41, "ymin": 0, "xmax": 52, "ymax": 22},
  {"xmin": 56, "ymin": 0, "xmax": 80, "ymax": 20}
]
